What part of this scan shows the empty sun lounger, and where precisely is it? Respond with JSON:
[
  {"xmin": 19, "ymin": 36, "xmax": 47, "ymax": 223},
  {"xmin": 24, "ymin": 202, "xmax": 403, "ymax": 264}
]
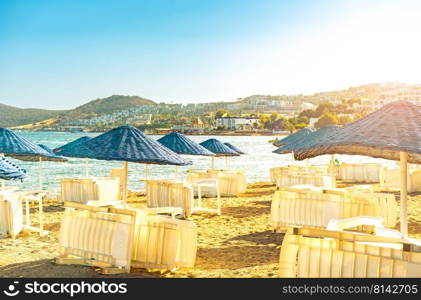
[
  {"xmin": 56, "ymin": 202, "xmax": 137, "ymax": 274},
  {"xmin": 60, "ymin": 177, "xmax": 120, "ymax": 204},
  {"xmin": 279, "ymin": 227, "xmax": 421, "ymax": 278},
  {"xmin": 131, "ymin": 214, "xmax": 197, "ymax": 270},
  {"xmin": 56, "ymin": 202, "xmax": 197, "ymax": 273},
  {"xmin": 0, "ymin": 191, "xmax": 23, "ymax": 238},
  {"xmin": 271, "ymin": 187, "xmax": 397, "ymax": 231},
  {"xmin": 336, "ymin": 163, "xmax": 382, "ymax": 183},
  {"xmin": 146, "ymin": 180, "xmax": 194, "ymax": 217}
]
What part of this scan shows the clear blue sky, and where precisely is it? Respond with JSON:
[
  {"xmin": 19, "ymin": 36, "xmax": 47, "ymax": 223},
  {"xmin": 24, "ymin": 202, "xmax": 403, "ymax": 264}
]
[{"xmin": 1, "ymin": 0, "xmax": 421, "ymax": 109}]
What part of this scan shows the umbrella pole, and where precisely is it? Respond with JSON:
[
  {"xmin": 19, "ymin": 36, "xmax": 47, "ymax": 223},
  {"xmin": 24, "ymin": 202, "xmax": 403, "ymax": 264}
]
[
  {"xmin": 400, "ymin": 151, "xmax": 408, "ymax": 238},
  {"xmin": 85, "ymin": 158, "xmax": 89, "ymax": 177},
  {"xmin": 211, "ymin": 157, "xmax": 215, "ymax": 169},
  {"xmin": 174, "ymin": 166, "xmax": 178, "ymax": 180},
  {"xmin": 39, "ymin": 157, "xmax": 43, "ymax": 190},
  {"xmin": 145, "ymin": 164, "xmax": 149, "ymax": 180},
  {"xmin": 123, "ymin": 161, "xmax": 128, "ymax": 207},
  {"xmin": 225, "ymin": 157, "xmax": 228, "ymax": 169}
]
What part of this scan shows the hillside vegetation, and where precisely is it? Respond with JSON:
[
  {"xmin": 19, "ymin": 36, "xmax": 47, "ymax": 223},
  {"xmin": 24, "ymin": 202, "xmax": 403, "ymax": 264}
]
[
  {"xmin": 0, "ymin": 95, "xmax": 156, "ymax": 127},
  {"xmin": 0, "ymin": 104, "xmax": 68, "ymax": 127}
]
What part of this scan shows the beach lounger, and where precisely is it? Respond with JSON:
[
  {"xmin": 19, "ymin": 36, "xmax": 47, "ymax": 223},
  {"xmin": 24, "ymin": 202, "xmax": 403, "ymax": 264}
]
[
  {"xmin": 379, "ymin": 165, "xmax": 421, "ymax": 193},
  {"xmin": 279, "ymin": 226, "xmax": 421, "ymax": 277},
  {"xmin": 274, "ymin": 173, "xmax": 336, "ymax": 189},
  {"xmin": 146, "ymin": 180, "xmax": 194, "ymax": 217},
  {"xmin": 271, "ymin": 187, "xmax": 397, "ymax": 231},
  {"xmin": 270, "ymin": 165, "xmax": 330, "ymax": 183},
  {"xmin": 336, "ymin": 163, "xmax": 381, "ymax": 183},
  {"xmin": 56, "ymin": 202, "xmax": 197, "ymax": 273},
  {"xmin": 56, "ymin": 202, "xmax": 136, "ymax": 274},
  {"xmin": 186, "ymin": 169, "xmax": 247, "ymax": 197},
  {"xmin": 0, "ymin": 191, "xmax": 23, "ymax": 238},
  {"xmin": 131, "ymin": 214, "xmax": 197, "ymax": 270},
  {"xmin": 59, "ymin": 177, "xmax": 120, "ymax": 204}
]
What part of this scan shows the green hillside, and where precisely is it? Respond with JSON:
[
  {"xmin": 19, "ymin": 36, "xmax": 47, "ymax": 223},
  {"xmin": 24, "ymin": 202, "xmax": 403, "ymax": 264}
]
[
  {"xmin": 0, "ymin": 95, "xmax": 156, "ymax": 127},
  {"xmin": 62, "ymin": 95, "xmax": 155, "ymax": 120},
  {"xmin": 0, "ymin": 104, "xmax": 68, "ymax": 127}
]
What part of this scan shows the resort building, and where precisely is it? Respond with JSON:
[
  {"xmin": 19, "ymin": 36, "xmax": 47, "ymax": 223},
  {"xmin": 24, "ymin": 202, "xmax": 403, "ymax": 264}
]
[{"xmin": 216, "ymin": 117, "xmax": 259, "ymax": 130}]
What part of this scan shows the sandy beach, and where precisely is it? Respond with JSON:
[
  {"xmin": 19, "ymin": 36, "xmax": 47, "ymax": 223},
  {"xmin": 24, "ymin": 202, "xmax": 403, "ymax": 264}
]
[{"xmin": 1, "ymin": 181, "xmax": 421, "ymax": 278}]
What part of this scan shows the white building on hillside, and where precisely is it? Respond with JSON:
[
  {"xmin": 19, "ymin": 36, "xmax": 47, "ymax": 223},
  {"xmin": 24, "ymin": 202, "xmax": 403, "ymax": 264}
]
[{"xmin": 216, "ymin": 117, "xmax": 259, "ymax": 130}]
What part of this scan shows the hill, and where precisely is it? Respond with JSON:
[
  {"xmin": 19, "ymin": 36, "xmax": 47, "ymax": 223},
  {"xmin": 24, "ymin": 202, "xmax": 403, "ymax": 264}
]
[
  {"xmin": 62, "ymin": 95, "xmax": 155, "ymax": 120},
  {"xmin": 0, "ymin": 95, "xmax": 156, "ymax": 127},
  {"xmin": 0, "ymin": 104, "xmax": 68, "ymax": 127}
]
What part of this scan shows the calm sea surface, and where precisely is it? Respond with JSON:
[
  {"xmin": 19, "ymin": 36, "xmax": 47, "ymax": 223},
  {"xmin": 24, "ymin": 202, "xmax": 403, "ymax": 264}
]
[{"xmin": 6, "ymin": 131, "xmax": 395, "ymax": 193}]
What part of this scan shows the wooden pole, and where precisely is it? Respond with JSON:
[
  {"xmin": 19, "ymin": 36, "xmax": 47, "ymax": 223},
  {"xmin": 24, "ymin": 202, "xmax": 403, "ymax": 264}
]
[
  {"xmin": 211, "ymin": 157, "xmax": 215, "ymax": 169},
  {"xmin": 145, "ymin": 164, "xmax": 149, "ymax": 180},
  {"xmin": 400, "ymin": 151, "xmax": 408, "ymax": 238},
  {"xmin": 122, "ymin": 161, "xmax": 128, "ymax": 207},
  {"xmin": 39, "ymin": 157, "xmax": 43, "ymax": 190},
  {"xmin": 85, "ymin": 159, "xmax": 89, "ymax": 177},
  {"xmin": 174, "ymin": 166, "xmax": 179, "ymax": 179},
  {"xmin": 225, "ymin": 156, "xmax": 228, "ymax": 169}
]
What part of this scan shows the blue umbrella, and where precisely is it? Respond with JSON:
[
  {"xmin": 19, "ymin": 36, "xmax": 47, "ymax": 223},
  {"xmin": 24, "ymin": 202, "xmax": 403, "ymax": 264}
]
[
  {"xmin": 38, "ymin": 144, "xmax": 67, "ymax": 162},
  {"xmin": 158, "ymin": 132, "xmax": 214, "ymax": 156},
  {"xmin": 0, "ymin": 156, "xmax": 26, "ymax": 182},
  {"xmin": 0, "ymin": 128, "xmax": 69, "ymax": 189},
  {"xmin": 53, "ymin": 136, "xmax": 92, "ymax": 156},
  {"xmin": 273, "ymin": 127, "xmax": 314, "ymax": 147},
  {"xmin": 0, "ymin": 128, "xmax": 60, "ymax": 162},
  {"xmin": 53, "ymin": 136, "xmax": 93, "ymax": 176},
  {"xmin": 67, "ymin": 126, "xmax": 192, "ymax": 203},
  {"xmin": 200, "ymin": 138, "xmax": 240, "ymax": 168},
  {"xmin": 224, "ymin": 142, "xmax": 245, "ymax": 154},
  {"xmin": 273, "ymin": 125, "xmax": 342, "ymax": 155},
  {"xmin": 157, "ymin": 132, "xmax": 214, "ymax": 178}
]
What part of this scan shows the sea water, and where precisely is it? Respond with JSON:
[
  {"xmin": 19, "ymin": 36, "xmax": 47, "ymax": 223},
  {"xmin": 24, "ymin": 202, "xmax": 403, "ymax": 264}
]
[{"xmin": 6, "ymin": 131, "xmax": 395, "ymax": 193}]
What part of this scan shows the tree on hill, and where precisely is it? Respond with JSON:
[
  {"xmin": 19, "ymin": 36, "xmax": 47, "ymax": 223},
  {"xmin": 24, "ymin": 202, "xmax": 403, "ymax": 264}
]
[
  {"xmin": 315, "ymin": 102, "xmax": 335, "ymax": 117},
  {"xmin": 315, "ymin": 112, "xmax": 339, "ymax": 128},
  {"xmin": 215, "ymin": 109, "xmax": 229, "ymax": 118}
]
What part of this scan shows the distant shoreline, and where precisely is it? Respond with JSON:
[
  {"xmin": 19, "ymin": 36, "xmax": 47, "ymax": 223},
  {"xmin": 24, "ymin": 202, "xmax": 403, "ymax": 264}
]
[{"xmin": 15, "ymin": 129, "xmax": 284, "ymax": 137}]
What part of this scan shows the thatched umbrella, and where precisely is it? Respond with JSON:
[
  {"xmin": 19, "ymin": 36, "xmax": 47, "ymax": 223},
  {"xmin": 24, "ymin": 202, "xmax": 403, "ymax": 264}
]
[
  {"xmin": 65, "ymin": 126, "xmax": 192, "ymax": 204},
  {"xmin": 294, "ymin": 101, "xmax": 421, "ymax": 237},
  {"xmin": 273, "ymin": 127, "xmax": 314, "ymax": 147},
  {"xmin": 199, "ymin": 138, "xmax": 240, "ymax": 168},
  {"xmin": 224, "ymin": 142, "xmax": 245, "ymax": 154},
  {"xmin": 157, "ymin": 132, "xmax": 214, "ymax": 178},
  {"xmin": 0, "ymin": 128, "xmax": 66, "ymax": 189},
  {"xmin": 53, "ymin": 136, "xmax": 93, "ymax": 176}
]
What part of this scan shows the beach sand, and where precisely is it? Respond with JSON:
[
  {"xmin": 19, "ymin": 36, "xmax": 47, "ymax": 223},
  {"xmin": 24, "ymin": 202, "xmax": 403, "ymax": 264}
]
[{"xmin": 1, "ymin": 182, "xmax": 420, "ymax": 278}]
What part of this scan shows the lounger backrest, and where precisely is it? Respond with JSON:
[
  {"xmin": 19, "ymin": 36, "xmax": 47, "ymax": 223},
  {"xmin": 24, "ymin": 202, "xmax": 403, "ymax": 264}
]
[
  {"xmin": 279, "ymin": 227, "xmax": 421, "ymax": 278},
  {"xmin": 58, "ymin": 202, "xmax": 136, "ymax": 271}
]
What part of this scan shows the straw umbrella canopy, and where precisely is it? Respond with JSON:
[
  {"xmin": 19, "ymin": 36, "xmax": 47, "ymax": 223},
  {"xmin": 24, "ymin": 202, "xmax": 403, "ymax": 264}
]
[
  {"xmin": 53, "ymin": 136, "xmax": 93, "ymax": 176},
  {"xmin": 224, "ymin": 142, "xmax": 245, "ymax": 154},
  {"xmin": 157, "ymin": 132, "xmax": 214, "ymax": 178},
  {"xmin": 294, "ymin": 101, "xmax": 421, "ymax": 237},
  {"xmin": 199, "ymin": 138, "xmax": 240, "ymax": 168},
  {"xmin": 158, "ymin": 132, "xmax": 214, "ymax": 156},
  {"xmin": 53, "ymin": 136, "xmax": 92, "ymax": 155},
  {"xmin": 66, "ymin": 126, "xmax": 192, "ymax": 204},
  {"xmin": 0, "ymin": 128, "xmax": 66, "ymax": 189},
  {"xmin": 273, "ymin": 125, "xmax": 342, "ymax": 155},
  {"xmin": 273, "ymin": 127, "xmax": 314, "ymax": 147}
]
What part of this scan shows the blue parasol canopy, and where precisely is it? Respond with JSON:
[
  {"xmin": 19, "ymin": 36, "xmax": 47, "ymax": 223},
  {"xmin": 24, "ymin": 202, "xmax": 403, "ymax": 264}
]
[
  {"xmin": 0, "ymin": 128, "xmax": 64, "ymax": 162},
  {"xmin": 38, "ymin": 144, "xmax": 68, "ymax": 162},
  {"xmin": 199, "ymin": 139, "xmax": 240, "ymax": 157},
  {"xmin": 224, "ymin": 142, "xmax": 245, "ymax": 154},
  {"xmin": 273, "ymin": 125, "xmax": 342, "ymax": 155},
  {"xmin": 0, "ymin": 156, "xmax": 27, "ymax": 181},
  {"xmin": 273, "ymin": 127, "xmax": 314, "ymax": 147},
  {"xmin": 53, "ymin": 136, "xmax": 92, "ymax": 156},
  {"xmin": 68, "ymin": 126, "xmax": 192, "ymax": 165},
  {"xmin": 157, "ymin": 132, "xmax": 215, "ymax": 156}
]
